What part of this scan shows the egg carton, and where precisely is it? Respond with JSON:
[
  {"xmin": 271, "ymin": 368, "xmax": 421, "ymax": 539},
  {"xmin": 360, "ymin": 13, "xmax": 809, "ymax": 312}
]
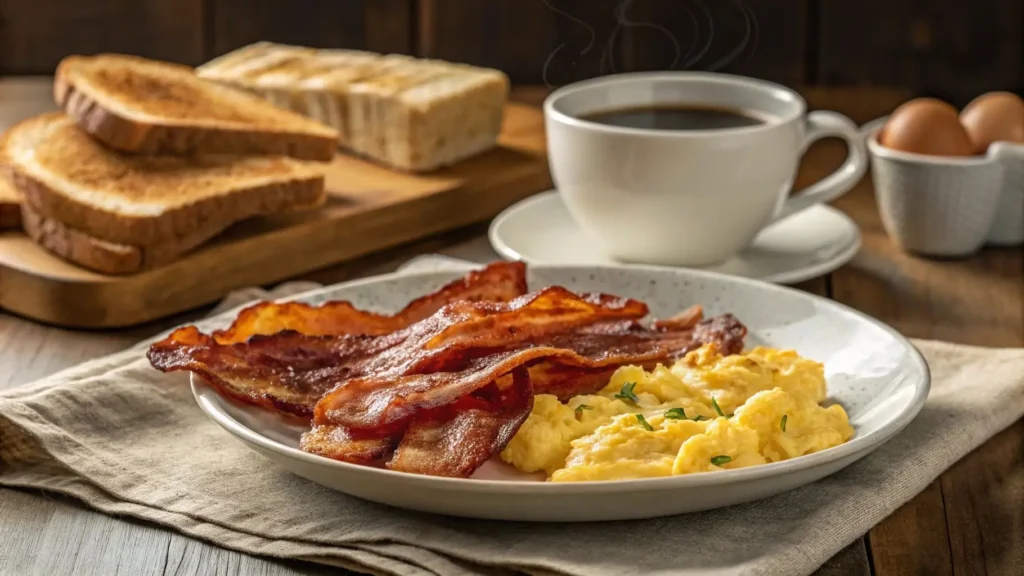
[{"xmin": 861, "ymin": 116, "xmax": 1024, "ymax": 256}]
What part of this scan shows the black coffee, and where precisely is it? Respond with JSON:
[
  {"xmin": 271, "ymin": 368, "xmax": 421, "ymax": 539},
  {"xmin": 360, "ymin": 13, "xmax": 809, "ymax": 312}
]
[{"xmin": 582, "ymin": 104, "xmax": 765, "ymax": 130}]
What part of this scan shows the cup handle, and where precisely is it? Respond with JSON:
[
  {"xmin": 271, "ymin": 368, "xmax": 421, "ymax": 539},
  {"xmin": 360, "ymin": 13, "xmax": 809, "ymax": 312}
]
[{"xmin": 770, "ymin": 110, "xmax": 870, "ymax": 224}]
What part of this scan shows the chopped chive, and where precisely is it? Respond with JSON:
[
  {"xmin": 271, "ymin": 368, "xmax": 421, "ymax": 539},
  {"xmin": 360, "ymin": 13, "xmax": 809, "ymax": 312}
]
[
  {"xmin": 636, "ymin": 414, "xmax": 654, "ymax": 431},
  {"xmin": 614, "ymin": 381, "xmax": 639, "ymax": 404},
  {"xmin": 692, "ymin": 415, "xmax": 705, "ymax": 422},
  {"xmin": 574, "ymin": 404, "xmax": 593, "ymax": 419},
  {"xmin": 780, "ymin": 414, "xmax": 788, "ymax": 432},
  {"xmin": 711, "ymin": 397, "xmax": 726, "ymax": 417},
  {"xmin": 710, "ymin": 455, "xmax": 732, "ymax": 467},
  {"xmin": 664, "ymin": 407, "xmax": 687, "ymax": 420}
]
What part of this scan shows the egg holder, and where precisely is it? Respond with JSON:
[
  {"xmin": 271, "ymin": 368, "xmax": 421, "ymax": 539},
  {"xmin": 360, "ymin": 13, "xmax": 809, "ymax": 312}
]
[{"xmin": 862, "ymin": 116, "xmax": 1024, "ymax": 257}]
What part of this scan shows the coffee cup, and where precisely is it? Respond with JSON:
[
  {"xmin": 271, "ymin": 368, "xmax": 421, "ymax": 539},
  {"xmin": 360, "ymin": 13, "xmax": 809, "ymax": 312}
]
[{"xmin": 544, "ymin": 72, "xmax": 869, "ymax": 267}]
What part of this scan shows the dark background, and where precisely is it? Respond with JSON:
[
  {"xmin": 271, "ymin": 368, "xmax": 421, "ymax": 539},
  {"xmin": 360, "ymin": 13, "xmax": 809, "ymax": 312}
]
[{"xmin": 0, "ymin": 0, "xmax": 1020, "ymax": 107}]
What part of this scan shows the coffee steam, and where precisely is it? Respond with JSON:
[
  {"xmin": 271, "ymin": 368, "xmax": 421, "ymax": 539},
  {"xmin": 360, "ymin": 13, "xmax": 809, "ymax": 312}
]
[{"xmin": 541, "ymin": 0, "xmax": 760, "ymax": 87}]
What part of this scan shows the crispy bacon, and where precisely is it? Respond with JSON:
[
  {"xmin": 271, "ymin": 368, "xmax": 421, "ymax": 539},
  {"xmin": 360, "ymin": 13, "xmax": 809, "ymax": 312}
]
[
  {"xmin": 148, "ymin": 286, "xmax": 651, "ymax": 418},
  {"xmin": 301, "ymin": 368, "xmax": 535, "ymax": 476},
  {"xmin": 652, "ymin": 304, "xmax": 704, "ymax": 331},
  {"xmin": 385, "ymin": 367, "xmax": 534, "ymax": 476},
  {"xmin": 312, "ymin": 314, "xmax": 746, "ymax": 431},
  {"xmin": 147, "ymin": 262, "xmax": 751, "ymax": 478},
  {"xmin": 211, "ymin": 261, "xmax": 528, "ymax": 344},
  {"xmin": 299, "ymin": 425, "xmax": 397, "ymax": 465},
  {"xmin": 147, "ymin": 326, "xmax": 402, "ymax": 417},
  {"xmin": 691, "ymin": 311, "xmax": 747, "ymax": 354}
]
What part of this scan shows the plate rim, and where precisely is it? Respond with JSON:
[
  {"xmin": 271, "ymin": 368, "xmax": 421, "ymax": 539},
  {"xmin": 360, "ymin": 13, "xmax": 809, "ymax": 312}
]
[
  {"xmin": 190, "ymin": 262, "xmax": 930, "ymax": 494},
  {"xmin": 487, "ymin": 190, "xmax": 862, "ymax": 285}
]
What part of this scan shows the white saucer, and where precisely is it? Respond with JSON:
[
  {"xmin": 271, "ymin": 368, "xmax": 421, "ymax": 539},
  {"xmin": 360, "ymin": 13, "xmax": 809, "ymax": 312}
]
[{"xmin": 488, "ymin": 191, "xmax": 861, "ymax": 284}]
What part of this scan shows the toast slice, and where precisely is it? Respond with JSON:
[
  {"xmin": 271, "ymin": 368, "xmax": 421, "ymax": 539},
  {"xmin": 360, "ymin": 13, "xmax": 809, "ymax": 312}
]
[
  {"xmin": 21, "ymin": 205, "xmax": 148, "ymax": 274},
  {"xmin": 2, "ymin": 113, "xmax": 326, "ymax": 272},
  {"xmin": 197, "ymin": 43, "xmax": 509, "ymax": 172},
  {"xmin": 19, "ymin": 203, "xmax": 261, "ymax": 275},
  {"xmin": 347, "ymin": 64, "xmax": 509, "ymax": 171},
  {"xmin": 0, "ymin": 170, "xmax": 22, "ymax": 229},
  {"xmin": 55, "ymin": 53, "xmax": 341, "ymax": 161}
]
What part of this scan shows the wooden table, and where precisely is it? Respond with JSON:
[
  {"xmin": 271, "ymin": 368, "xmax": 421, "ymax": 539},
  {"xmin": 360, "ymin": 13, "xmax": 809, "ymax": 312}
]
[{"xmin": 1, "ymin": 80, "xmax": 1021, "ymax": 576}]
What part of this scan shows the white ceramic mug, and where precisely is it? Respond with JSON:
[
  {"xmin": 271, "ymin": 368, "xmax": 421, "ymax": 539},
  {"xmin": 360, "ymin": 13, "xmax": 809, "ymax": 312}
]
[{"xmin": 544, "ymin": 72, "xmax": 869, "ymax": 267}]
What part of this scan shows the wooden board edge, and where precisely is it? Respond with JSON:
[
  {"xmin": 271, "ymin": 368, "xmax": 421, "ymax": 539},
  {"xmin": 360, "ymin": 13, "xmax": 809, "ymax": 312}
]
[{"xmin": 0, "ymin": 168, "xmax": 552, "ymax": 328}]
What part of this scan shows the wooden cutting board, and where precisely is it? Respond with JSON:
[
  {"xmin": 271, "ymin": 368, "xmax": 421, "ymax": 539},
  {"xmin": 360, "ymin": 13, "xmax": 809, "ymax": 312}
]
[{"xmin": 0, "ymin": 103, "xmax": 551, "ymax": 328}]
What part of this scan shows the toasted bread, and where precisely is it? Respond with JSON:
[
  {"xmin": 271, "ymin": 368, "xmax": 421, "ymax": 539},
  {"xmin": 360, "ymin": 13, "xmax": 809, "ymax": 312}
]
[
  {"xmin": 2, "ymin": 114, "xmax": 326, "ymax": 272},
  {"xmin": 20, "ymin": 203, "xmax": 260, "ymax": 275},
  {"xmin": 0, "ymin": 170, "xmax": 21, "ymax": 229},
  {"xmin": 21, "ymin": 205, "xmax": 144, "ymax": 274},
  {"xmin": 55, "ymin": 54, "xmax": 341, "ymax": 161},
  {"xmin": 198, "ymin": 43, "xmax": 509, "ymax": 172}
]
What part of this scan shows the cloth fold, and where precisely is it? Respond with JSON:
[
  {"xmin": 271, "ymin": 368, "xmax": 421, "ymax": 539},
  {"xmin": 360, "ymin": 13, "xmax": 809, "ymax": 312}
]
[{"xmin": 1, "ymin": 255, "xmax": 1022, "ymax": 576}]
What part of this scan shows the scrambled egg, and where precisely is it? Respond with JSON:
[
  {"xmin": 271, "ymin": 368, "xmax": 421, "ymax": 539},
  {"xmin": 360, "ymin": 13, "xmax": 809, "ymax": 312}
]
[{"xmin": 500, "ymin": 344, "xmax": 853, "ymax": 482}]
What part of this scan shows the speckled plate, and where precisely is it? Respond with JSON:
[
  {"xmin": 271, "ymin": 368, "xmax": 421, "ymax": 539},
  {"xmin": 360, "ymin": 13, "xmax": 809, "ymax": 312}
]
[{"xmin": 191, "ymin": 263, "xmax": 929, "ymax": 522}]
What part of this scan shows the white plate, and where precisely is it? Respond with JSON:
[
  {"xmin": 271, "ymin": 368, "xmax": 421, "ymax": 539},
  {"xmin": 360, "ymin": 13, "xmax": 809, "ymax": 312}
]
[
  {"xmin": 488, "ymin": 191, "xmax": 861, "ymax": 284},
  {"xmin": 192, "ymin": 264, "xmax": 929, "ymax": 522}
]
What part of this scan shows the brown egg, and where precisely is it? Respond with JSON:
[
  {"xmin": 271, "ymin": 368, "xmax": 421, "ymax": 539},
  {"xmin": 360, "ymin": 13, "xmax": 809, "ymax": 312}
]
[
  {"xmin": 960, "ymin": 91, "xmax": 1024, "ymax": 154},
  {"xmin": 879, "ymin": 98, "xmax": 975, "ymax": 156}
]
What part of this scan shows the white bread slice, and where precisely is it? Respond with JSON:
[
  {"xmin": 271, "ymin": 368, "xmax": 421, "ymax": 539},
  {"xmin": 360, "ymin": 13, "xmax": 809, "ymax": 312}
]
[
  {"xmin": 2, "ymin": 113, "xmax": 326, "ymax": 255},
  {"xmin": 197, "ymin": 42, "xmax": 315, "ymax": 79},
  {"xmin": 196, "ymin": 42, "xmax": 509, "ymax": 172},
  {"xmin": 345, "ymin": 60, "xmax": 458, "ymax": 159},
  {"xmin": 55, "ymin": 53, "xmax": 340, "ymax": 161},
  {"xmin": 0, "ymin": 169, "xmax": 22, "ymax": 229},
  {"xmin": 243, "ymin": 49, "xmax": 383, "ymax": 117},
  {"xmin": 351, "ymin": 65, "xmax": 509, "ymax": 171},
  {"xmin": 197, "ymin": 42, "xmax": 322, "ymax": 111},
  {"xmin": 200, "ymin": 47, "xmax": 414, "ymax": 148},
  {"xmin": 307, "ymin": 54, "xmax": 421, "ymax": 148}
]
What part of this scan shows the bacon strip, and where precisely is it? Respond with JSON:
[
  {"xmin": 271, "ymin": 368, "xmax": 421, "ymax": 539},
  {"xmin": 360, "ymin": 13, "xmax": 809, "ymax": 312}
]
[
  {"xmin": 385, "ymin": 367, "xmax": 534, "ymax": 477},
  {"xmin": 148, "ymin": 326, "xmax": 401, "ymax": 417},
  {"xmin": 299, "ymin": 425, "xmax": 397, "ymax": 465},
  {"xmin": 211, "ymin": 261, "xmax": 528, "ymax": 344},
  {"xmin": 301, "ymin": 368, "xmax": 535, "ymax": 476},
  {"xmin": 148, "ymin": 286, "xmax": 651, "ymax": 418},
  {"xmin": 312, "ymin": 314, "xmax": 746, "ymax": 431}
]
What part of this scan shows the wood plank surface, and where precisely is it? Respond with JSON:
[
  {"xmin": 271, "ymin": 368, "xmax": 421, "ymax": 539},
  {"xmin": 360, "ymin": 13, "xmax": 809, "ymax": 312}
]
[
  {"xmin": 418, "ymin": 0, "xmax": 807, "ymax": 85},
  {"xmin": 427, "ymin": 0, "xmax": 560, "ymax": 84},
  {"xmin": 418, "ymin": 0, "xmax": 617, "ymax": 86},
  {"xmin": 817, "ymin": 0, "xmax": 1024, "ymax": 107},
  {"xmin": 0, "ymin": 0, "xmax": 1020, "ymax": 106},
  {"xmin": 209, "ymin": 0, "xmax": 414, "ymax": 58},
  {"xmin": 364, "ymin": 0, "xmax": 416, "ymax": 55},
  {"xmin": 626, "ymin": 0, "xmax": 807, "ymax": 84},
  {"xmin": 0, "ymin": 0, "xmax": 206, "ymax": 72},
  {"xmin": 208, "ymin": 0, "xmax": 369, "ymax": 57}
]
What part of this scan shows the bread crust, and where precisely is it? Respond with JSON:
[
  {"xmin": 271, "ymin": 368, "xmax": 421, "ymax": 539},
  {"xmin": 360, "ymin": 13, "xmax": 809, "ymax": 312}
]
[
  {"xmin": 55, "ymin": 56, "xmax": 340, "ymax": 161},
  {"xmin": 21, "ymin": 185, "xmax": 326, "ymax": 275},
  {"xmin": 11, "ymin": 165, "xmax": 326, "ymax": 248},
  {"xmin": 21, "ymin": 204, "xmax": 143, "ymax": 274}
]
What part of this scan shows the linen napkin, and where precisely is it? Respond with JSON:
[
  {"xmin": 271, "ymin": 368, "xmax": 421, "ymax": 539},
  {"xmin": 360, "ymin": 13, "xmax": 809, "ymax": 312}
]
[{"xmin": 1, "ymin": 255, "xmax": 1022, "ymax": 576}]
